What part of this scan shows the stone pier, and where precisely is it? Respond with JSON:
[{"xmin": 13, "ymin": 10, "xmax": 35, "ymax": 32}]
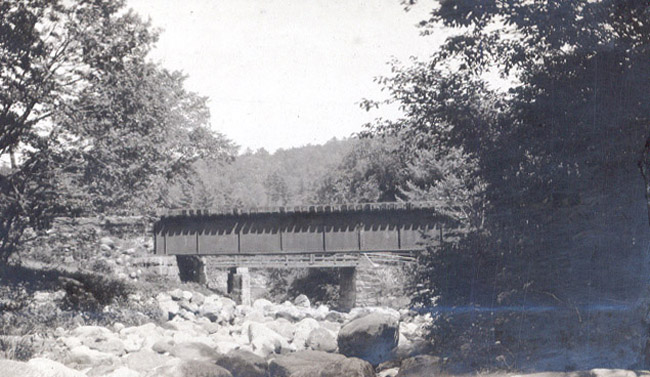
[
  {"xmin": 227, "ymin": 267, "xmax": 251, "ymax": 306},
  {"xmin": 178, "ymin": 259, "xmax": 360, "ymax": 309},
  {"xmin": 338, "ymin": 267, "xmax": 357, "ymax": 312}
]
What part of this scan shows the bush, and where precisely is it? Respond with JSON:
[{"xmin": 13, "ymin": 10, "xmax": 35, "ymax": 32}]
[
  {"xmin": 0, "ymin": 335, "xmax": 35, "ymax": 361},
  {"xmin": 267, "ymin": 268, "xmax": 340, "ymax": 307},
  {"xmin": 288, "ymin": 269, "xmax": 339, "ymax": 307},
  {"xmin": 60, "ymin": 272, "xmax": 134, "ymax": 312}
]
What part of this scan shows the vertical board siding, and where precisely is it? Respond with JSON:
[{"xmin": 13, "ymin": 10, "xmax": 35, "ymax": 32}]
[
  {"xmin": 155, "ymin": 206, "xmax": 436, "ymax": 255},
  {"xmin": 197, "ymin": 217, "xmax": 239, "ymax": 254}
]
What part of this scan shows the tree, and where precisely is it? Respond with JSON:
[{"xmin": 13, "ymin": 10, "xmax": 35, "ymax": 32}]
[
  {"xmin": 0, "ymin": 0, "xmax": 234, "ymax": 262},
  {"xmin": 315, "ymin": 137, "xmax": 407, "ymax": 204},
  {"xmin": 358, "ymin": 0, "xmax": 650, "ymax": 366},
  {"xmin": 61, "ymin": 64, "xmax": 234, "ymax": 214},
  {"xmin": 410, "ymin": 0, "xmax": 650, "ymax": 218},
  {"xmin": 264, "ymin": 170, "xmax": 289, "ymax": 206}
]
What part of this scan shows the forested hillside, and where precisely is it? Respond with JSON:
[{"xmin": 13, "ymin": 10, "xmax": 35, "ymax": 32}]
[{"xmin": 164, "ymin": 137, "xmax": 357, "ymax": 209}]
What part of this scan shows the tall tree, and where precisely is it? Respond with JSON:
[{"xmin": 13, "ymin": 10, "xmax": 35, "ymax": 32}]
[
  {"xmin": 315, "ymin": 137, "xmax": 407, "ymax": 204},
  {"xmin": 61, "ymin": 64, "xmax": 234, "ymax": 214},
  {"xmin": 0, "ymin": 0, "xmax": 234, "ymax": 262},
  {"xmin": 357, "ymin": 0, "xmax": 650, "ymax": 366}
]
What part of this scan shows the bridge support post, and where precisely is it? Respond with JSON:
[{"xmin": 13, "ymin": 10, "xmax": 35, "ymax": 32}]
[
  {"xmin": 227, "ymin": 267, "xmax": 251, "ymax": 306},
  {"xmin": 176, "ymin": 256, "xmax": 206, "ymax": 284},
  {"xmin": 339, "ymin": 267, "xmax": 357, "ymax": 312}
]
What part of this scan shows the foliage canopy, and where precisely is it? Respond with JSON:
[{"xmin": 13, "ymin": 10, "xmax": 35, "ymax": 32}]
[{"xmin": 0, "ymin": 0, "xmax": 234, "ymax": 262}]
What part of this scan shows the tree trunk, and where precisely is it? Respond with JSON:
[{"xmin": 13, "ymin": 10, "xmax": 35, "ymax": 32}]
[
  {"xmin": 638, "ymin": 136, "xmax": 650, "ymax": 226},
  {"xmin": 9, "ymin": 148, "xmax": 16, "ymax": 171}
]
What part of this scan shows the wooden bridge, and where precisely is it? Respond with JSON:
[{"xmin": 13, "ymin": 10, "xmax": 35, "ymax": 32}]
[{"xmin": 153, "ymin": 202, "xmax": 441, "ymax": 309}]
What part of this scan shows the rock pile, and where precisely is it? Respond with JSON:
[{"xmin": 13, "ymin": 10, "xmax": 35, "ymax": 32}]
[
  {"xmin": 3, "ymin": 288, "xmax": 436, "ymax": 377},
  {"xmin": 3, "ymin": 288, "xmax": 648, "ymax": 377}
]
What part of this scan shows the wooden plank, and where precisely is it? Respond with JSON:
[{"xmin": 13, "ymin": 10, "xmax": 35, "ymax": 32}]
[
  {"xmin": 165, "ymin": 231, "xmax": 198, "ymax": 254},
  {"xmin": 323, "ymin": 213, "xmax": 359, "ymax": 251},
  {"xmin": 238, "ymin": 216, "xmax": 282, "ymax": 253},
  {"xmin": 282, "ymin": 214, "xmax": 324, "ymax": 252},
  {"xmin": 197, "ymin": 218, "xmax": 239, "ymax": 254}
]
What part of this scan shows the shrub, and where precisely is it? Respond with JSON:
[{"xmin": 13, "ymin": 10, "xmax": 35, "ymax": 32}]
[
  {"xmin": 0, "ymin": 335, "xmax": 35, "ymax": 361},
  {"xmin": 267, "ymin": 268, "xmax": 340, "ymax": 307},
  {"xmin": 60, "ymin": 272, "xmax": 134, "ymax": 311}
]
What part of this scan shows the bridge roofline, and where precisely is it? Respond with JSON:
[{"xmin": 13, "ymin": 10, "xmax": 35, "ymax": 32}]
[{"xmin": 157, "ymin": 201, "xmax": 437, "ymax": 219}]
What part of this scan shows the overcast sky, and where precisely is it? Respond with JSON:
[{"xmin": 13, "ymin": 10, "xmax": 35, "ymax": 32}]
[{"xmin": 127, "ymin": 0, "xmax": 443, "ymax": 153}]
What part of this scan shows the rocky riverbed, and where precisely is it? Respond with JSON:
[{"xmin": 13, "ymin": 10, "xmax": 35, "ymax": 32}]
[
  {"xmin": 1, "ymin": 286, "xmax": 436, "ymax": 377},
  {"xmin": 2, "ymin": 287, "xmax": 649, "ymax": 377}
]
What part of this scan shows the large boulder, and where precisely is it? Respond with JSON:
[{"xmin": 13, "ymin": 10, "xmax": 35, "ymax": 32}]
[
  {"xmin": 67, "ymin": 345, "xmax": 117, "ymax": 368},
  {"xmin": 338, "ymin": 312, "xmax": 399, "ymax": 365},
  {"xmin": 199, "ymin": 298, "xmax": 226, "ymax": 322},
  {"xmin": 216, "ymin": 349, "xmax": 268, "ymax": 377},
  {"xmin": 0, "ymin": 358, "xmax": 86, "ymax": 377},
  {"xmin": 125, "ymin": 349, "xmax": 174, "ymax": 372},
  {"xmin": 155, "ymin": 360, "xmax": 233, "ymax": 377},
  {"xmin": 247, "ymin": 322, "xmax": 292, "ymax": 357},
  {"xmin": 191, "ymin": 292, "xmax": 205, "ymax": 306},
  {"xmin": 293, "ymin": 318, "xmax": 321, "ymax": 349},
  {"xmin": 169, "ymin": 342, "xmax": 220, "ymax": 361},
  {"xmin": 120, "ymin": 323, "xmax": 163, "ymax": 350},
  {"xmin": 71, "ymin": 325, "xmax": 125, "ymax": 356},
  {"xmin": 252, "ymin": 298, "xmax": 273, "ymax": 312},
  {"xmin": 306, "ymin": 328, "xmax": 337, "ymax": 352},
  {"xmin": 159, "ymin": 299, "xmax": 180, "ymax": 320},
  {"xmin": 318, "ymin": 357, "xmax": 375, "ymax": 377},
  {"xmin": 152, "ymin": 339, "xmax": 175, "ymax": 354},
  {"xmin": 169, "ymin": 289, "xmax": 184, "ymax": 301},
  {"xmin": 268, "ymin": 350, "xmax": 345, "ymax": 377},
  {"xmin": 395, "ymin": 355, "xmax": 442, "ymax": 377},
  {"xmin": 265, "ymin": 318, "xmax": 296, "ymax": 341},
  {"xmin": 294, "ymin": 294, "xmax": 310, "ymax": 308},
  {"xmin": 269, "ymin": 351, "xmax": 375, "ymax": 377}
]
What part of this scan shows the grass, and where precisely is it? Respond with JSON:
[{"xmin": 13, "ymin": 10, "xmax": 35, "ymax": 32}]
[
  {"xmin": 0, "ymin": 334, "xmax": 36, "ymax": 361},
  {"xmin": 0, "ymin": 262, "xmax": 165, "ymax": 337}
]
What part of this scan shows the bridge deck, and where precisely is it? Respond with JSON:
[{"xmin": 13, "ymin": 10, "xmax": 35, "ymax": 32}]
[{"xmin": 153, "ymin": 202, "xmax": 440, "ymax": 267}]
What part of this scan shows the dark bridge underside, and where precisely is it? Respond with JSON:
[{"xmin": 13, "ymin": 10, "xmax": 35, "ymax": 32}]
[{"xmin": 153, "ymin": 202, "xmax": 441, "ymax": 268}]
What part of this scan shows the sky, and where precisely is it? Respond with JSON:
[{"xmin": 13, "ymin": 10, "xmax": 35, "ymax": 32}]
[{"xmin": 126, "ymin": 0, "xmax": 444, "ymax": 153}]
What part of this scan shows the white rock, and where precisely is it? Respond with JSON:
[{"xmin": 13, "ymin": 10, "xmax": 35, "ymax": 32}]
[
  {"xmin": 293, "ymin": 318, "xmax": 321, "ymax": 349},
  {"xmin": 100, "ymin": 236, "xmax": 115, "ymax": 247},
  {"xmin": 293, "ymin": 294, "xmax": 310, "ymax": 308},
  {"xmin": 104, "ymin": 367, "xmax": 141, "ymax": 377},
  {"xmin": 156, "ymin": 293, "xmax": 171, "ymax": 302},
  {"xmin": 26, "ymin": 358, "xmax": 86, "ymax": 377},
  {"xmin": 215, "ymin": 341, "xmax": 241, "ymax": 354},
  {"xmin": 378, "ymin": 367, "xmax": 400, "ymax": 377},
  {"xmin": 158, "ymin": 300, "xmax": 179, "ymax": 319},
  {"xmin": 68, "ymin": 345, "xmax": 116, "ymax": 367},
  {"xmin": 265, "ymin": 318, "xmax": 296, "ymax": 341},
  {"xmin": 191, "ymin": 292, "xmax": 205, "ymax": 306},
  {"xmin": 199, "ymin": 301, "xmax": 223, "ymax": 322},
  {"xmin": 168, "ymin": 289, "xmax": 184, "ymax": 301},
  {"xmin": 312, "ymin": 305, "xmax": 330, "ymax": 320},
  {"xmin": 253, "ymin": 298, "xmax": 273, "ymax": 311},
  {"xmin": 247, "ymin": 322, "xmax": 292, "ymax": 357},
  {"xmin": 60, "ymin": 336, "xmax": 83, "ymax": 349},
  {"xmin": 122, "ymin": 334, "xmax": 145, "ymax": 353},
  {"xmin": 180, "ymin": 301, "xmax": 199, "ymax": 313}
]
